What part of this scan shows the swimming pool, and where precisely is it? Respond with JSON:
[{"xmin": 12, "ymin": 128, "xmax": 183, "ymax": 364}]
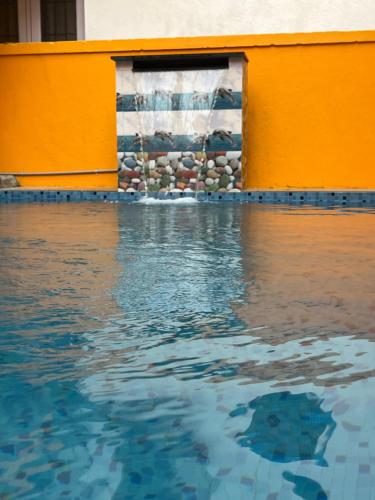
[{"xmin": 0, "ymin": 203, "xmax": 374, "ymax": 499}]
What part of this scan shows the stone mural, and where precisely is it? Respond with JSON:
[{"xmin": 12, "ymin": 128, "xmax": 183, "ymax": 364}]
[{"xmin": 116, "ymin": 58, "xmax": 243, "ymax": 193}]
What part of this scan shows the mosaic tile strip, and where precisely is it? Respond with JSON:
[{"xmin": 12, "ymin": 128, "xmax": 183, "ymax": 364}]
[
  {"xmin": 117, "ymin": 134, "xmax": 242, "ymax": 153},
  {"xmin": 0, "ymin": 190, "xmax": 374, "ymax": 206},
  {"xmin": 116, "ymin": 92, "xmax": 242, "ymax": 112}
]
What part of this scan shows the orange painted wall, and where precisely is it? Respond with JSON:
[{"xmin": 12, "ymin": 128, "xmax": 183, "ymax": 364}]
[
  {"xmin": 0, "ymin": 31, "xmax": 375, "ymax": 190},
  {"xmin": 243, "ymin": 43, "xmax": 375, "ymax": 189},
  {"xmin": 0, "ymin": 53, "xmax": 118, "ymax": 189}
]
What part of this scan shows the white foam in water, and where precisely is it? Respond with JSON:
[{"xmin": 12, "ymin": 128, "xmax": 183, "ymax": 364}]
[{"xmin": 137, "ymin": 196, "xmax": 198, "ymax": 205}]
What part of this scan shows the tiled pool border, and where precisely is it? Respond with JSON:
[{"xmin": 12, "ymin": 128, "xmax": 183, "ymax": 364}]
[{"xmin": 0, "ymin": 190, "xmax": 374, "ymax": 206}]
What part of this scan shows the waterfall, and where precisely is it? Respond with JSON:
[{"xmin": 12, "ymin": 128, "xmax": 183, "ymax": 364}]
[{"xmin": 131, "ymin": 68, "xmax": 225, "ymax": 196}]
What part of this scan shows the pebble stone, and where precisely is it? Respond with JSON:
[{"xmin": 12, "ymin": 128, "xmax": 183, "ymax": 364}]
[
  {"xmin": 157, "ymin": 156, "xmax": 169, "ymax": 167},
  {"xmin": 124, "ymin": 158, "xmax": 137, "ymax": 168},
  {"xmin": 226, "ymin": 151, "xmax": 241, "ymax": 160},
  {"xmin": 215, "ymin": 156, "xmax": 228, "ymax": 167},
  {"xmin": 167, "ymin": 152, "xmax": 182, "ymax": 160},
  {"xmin": 182, "ymin": 158, "xmax": 195, "ymax": 168},
  {"xmin": 229, "ymin": 158, "xmax": 240, "ymax": 170},
  {"xmin": 117, "ymin": 150, "xmax": 243, "ymax": 194}
]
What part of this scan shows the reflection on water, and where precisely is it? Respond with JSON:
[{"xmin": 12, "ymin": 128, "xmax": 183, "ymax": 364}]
[{"xmin": 0, "ymin": 203, "xmax": 374, "ymax": 499}]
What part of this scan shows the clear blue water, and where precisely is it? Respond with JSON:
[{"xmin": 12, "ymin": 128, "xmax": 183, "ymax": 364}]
[{"xmin": 0, "ymin": 203, "xmax": 374, "ymax": 499}]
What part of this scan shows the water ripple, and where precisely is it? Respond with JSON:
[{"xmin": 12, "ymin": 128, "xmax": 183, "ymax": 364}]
[{"xmin": 0, "ymin": 203, "xmax": 374, "ymax": 499}]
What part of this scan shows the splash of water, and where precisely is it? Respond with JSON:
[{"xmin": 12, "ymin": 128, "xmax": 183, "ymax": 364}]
[{"xmin": 137, "ymin": 196, "xmax": 198, "ymax": 205}]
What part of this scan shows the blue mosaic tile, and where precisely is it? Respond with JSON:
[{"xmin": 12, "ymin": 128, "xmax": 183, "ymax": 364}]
[
  {"xmin": 107, "ymin": 192, "xmax": 119, "ymax": 201},
  {"xmin": 0, "ymin": 190, "xmax": 374, "ymax": 206}
]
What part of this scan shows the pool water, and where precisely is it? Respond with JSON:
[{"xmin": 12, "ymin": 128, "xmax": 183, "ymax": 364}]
[{"xmin": 0, "ymin": 203, "xmax": 374, "ymax": 499}]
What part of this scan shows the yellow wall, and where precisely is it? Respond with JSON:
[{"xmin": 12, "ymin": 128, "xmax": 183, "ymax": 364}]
[
  {"xmin": 0, "ymin": 52, "xmax": 118, "ymax": 189},
  {"xmin": 244, "ymin": 43, "xmax": 375, "ymax": 189},
  {"xmin": 1, "ymin": 31, "xmax": 375, "ymax": 190}
]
